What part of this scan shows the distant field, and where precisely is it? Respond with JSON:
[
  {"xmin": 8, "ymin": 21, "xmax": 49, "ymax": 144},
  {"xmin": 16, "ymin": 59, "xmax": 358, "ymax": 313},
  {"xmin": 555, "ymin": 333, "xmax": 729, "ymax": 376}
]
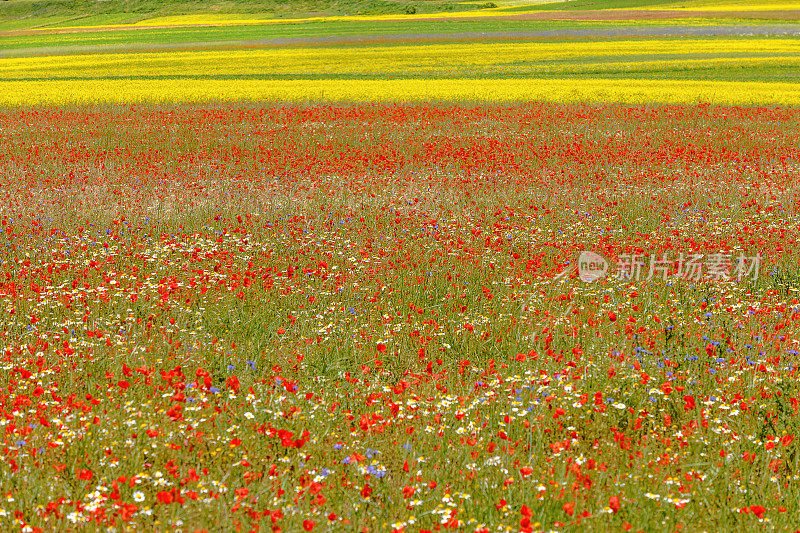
[
  {"xmin": 3, "ymin": 0, "xmax": 800, "ymax": 29},
  {"xmin": 0, "ymin": 0, "xmax": 496, "ymax": 22},
  {"xmin": 5, "ymin": 37, "xmax": 800, "ymax": 77},
  {"xmin": 652, "ymin": 0, "xmax": 800, "ymax": 9},
  {"xmin": 1, "ymin": 1, "xmax": 799, "ymax": 104},
  {"xmin": 5, "ymin": 19, "xmax": 797, "ymax": 55},
  {"xmin": 500, "ymin": 0, "xmax": 800, "ymax": 10},
  {"xmin": 3, "ymin": 34, "xmax": 800, "ymax": 106}
]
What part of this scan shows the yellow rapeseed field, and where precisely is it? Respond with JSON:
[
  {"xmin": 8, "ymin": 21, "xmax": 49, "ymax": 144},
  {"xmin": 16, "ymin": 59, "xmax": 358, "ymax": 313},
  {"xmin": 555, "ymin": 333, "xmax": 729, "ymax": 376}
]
[
  {"xmin": 3, "ymin": 39, "xmax": 799, "ymax": 79},
  {"xmin": 2, "ymin": 78, "xmax": 800, "ymax": 106},
  {"xmin": 4, "ymin": 37, "xmax": 799, "ymax": 106}
]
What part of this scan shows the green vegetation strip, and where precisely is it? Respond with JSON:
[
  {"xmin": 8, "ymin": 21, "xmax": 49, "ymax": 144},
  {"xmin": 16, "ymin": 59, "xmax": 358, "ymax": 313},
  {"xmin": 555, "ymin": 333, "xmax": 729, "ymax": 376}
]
[
  {"xmin": 0, "ymin": 0, "xmax": 488, "ymax": 21},
  {"xmin": 2, "ymin": 66, "xmax": 798, "ymax": 83},
  {"xmin": 2, "ymin": 18, "xmax": 798, "ymax": 54}
]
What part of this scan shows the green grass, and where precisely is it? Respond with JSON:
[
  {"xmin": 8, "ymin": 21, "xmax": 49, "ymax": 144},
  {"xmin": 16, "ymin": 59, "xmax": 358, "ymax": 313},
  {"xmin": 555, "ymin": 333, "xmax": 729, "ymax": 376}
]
[
  {"xmin": 0, "ymin": 14, "xmax": 76, "ymax": 30},
  {"xmin": 0, "ymin": 0, "xmax": 492, "ymax": 22},
  {"xmin": 44, "ymin": 12, "xmax": 149, "ymax": 26}
]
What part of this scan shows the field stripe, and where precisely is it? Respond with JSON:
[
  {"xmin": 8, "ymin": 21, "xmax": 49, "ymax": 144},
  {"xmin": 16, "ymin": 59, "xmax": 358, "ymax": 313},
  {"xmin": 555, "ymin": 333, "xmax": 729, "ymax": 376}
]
[
  {"xmin": 2, "ymin": 78, "xmax": 800, "ymax": 106},
  {"xmin": 5, "ymin": 25, "xmax": 800, "ymax": 58},
  {"xmin": 3, "ymin": 38, "xmax": 800, "ymax": 78}
]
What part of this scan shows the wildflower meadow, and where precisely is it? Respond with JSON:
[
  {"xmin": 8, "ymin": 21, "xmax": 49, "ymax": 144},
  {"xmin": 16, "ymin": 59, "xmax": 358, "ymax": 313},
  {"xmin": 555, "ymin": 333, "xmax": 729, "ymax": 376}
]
[
  {"xmin": 3, "ymin": 0, "xmax": 800, "ymax": 532},
  {"xmin": 1, "ymin": 102, "xmax": 800, "ymax": 531}
]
